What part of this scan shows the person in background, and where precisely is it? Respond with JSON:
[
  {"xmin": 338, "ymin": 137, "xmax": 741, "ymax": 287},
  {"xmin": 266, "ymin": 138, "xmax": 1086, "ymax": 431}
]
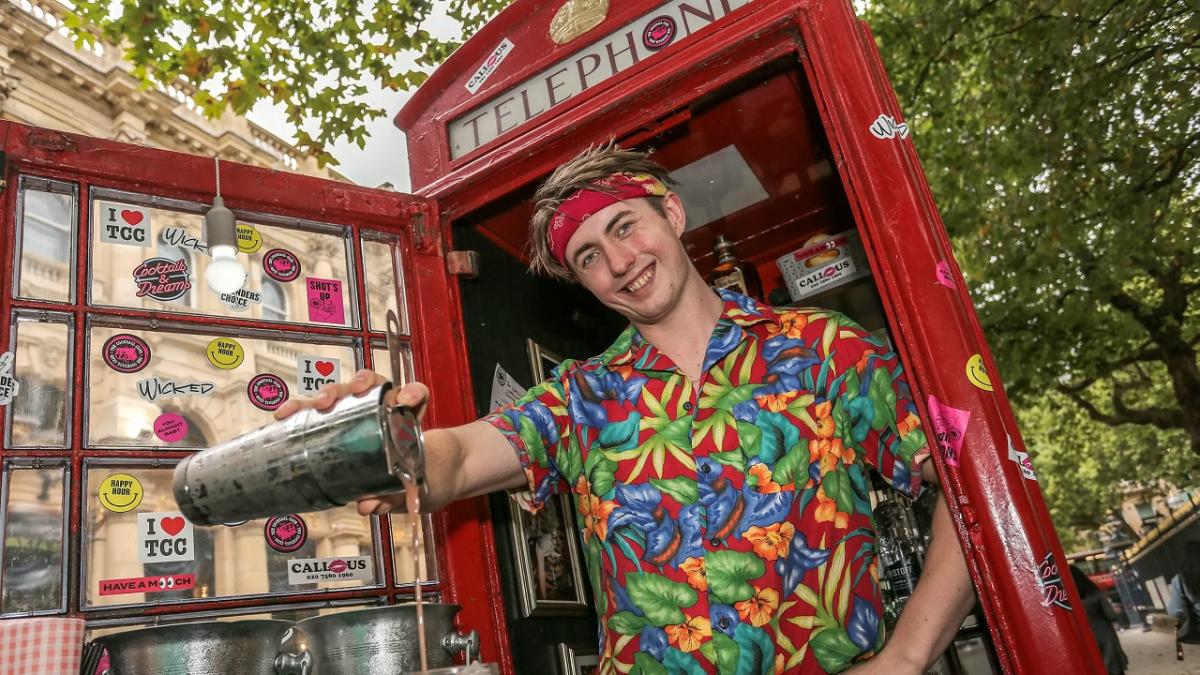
[
  {"xmin": 1168, "ymin": 540, "xmax": 1200, "ymax": 660},
  {"xmin": 282, "ymin": 144, "xmax": 976, "ymax": 674},
  {"xmin": 1069, "ymin": 565, "xmax": 1128, "ymax": 675}
]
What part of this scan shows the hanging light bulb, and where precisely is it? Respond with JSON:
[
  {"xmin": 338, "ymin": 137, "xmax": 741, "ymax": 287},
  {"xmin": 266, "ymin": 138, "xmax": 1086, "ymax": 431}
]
[{"xmin": 204, "ymin": 159, "xmax": 247, "ymax": 294}]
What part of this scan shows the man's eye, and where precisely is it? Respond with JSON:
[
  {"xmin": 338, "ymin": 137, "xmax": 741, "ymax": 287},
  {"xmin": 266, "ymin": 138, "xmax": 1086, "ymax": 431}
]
[
  {"xmin": 618, "ymin": 221, "xmax": 633, "ymax": 236},
  {"xmin": 581, "ymin": 251, "xmax": 598, "ymax": 268}
]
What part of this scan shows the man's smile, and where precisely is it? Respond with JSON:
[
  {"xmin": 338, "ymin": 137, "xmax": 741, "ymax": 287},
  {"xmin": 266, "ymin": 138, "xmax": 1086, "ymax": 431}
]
[{"xmin": 623, "ymin": 263, "xmax": 656, "ymax": 294}]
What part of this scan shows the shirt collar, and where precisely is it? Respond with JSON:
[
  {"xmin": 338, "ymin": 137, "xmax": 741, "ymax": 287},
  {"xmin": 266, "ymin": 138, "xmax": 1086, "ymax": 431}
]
[{"xmin": 601, "ymin": 289, "xmax": 781, "ymax": 370}]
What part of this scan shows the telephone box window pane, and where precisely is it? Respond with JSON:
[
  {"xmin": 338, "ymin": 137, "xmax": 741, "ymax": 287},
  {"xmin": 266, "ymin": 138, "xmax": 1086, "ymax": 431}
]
[
  {"xmin": 83, "ymin": 464, "xmax": 382, "ymax": 609},
  {"xmin": 1, "ymin": 463, "xmax": 67, "ymax": 614},
  {"xmin": 86, "ymin": 325, "xmax": 358, "ymax": 448},
  {"xmin": 16, "ymin": 181, "xmax": 76, "ymax": 302},
  {"xmin": 88, "ymin": 194, "xmax": 358, "ymax": 328},
  {"xmin": 9, "ymin": 313, "xmax": 72, "ymax": 448},
  {"xmin": 362, "ymin": 237, "xmax": 405, "ymax": 333},
  {"xmin": 670, "ymin": 145, "xmax": 769, "ymax": 231},
  {"xmin": 390, "ymin": 513, "xmax": 437, "ymax": 585},
  {"xmin": 371, "ymin": 344, "xmax": 413, "ymax": 387}
]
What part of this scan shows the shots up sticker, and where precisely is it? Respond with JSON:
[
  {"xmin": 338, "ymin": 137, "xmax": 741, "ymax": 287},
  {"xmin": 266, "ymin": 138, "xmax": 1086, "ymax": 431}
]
[
  {"xmin": 306, "ymin": 278, "xmax": 345, "ymax": 324},
  {"xmin": 100, "ymin": 574, "xmax": 195, "ymax": 596},
  {"xmin": 134, "ymin": 258, "xmax": 192, "ymax": 301},
  {"xmin": 263, "ymin": 249, "xmax": 301, "ymax": 282},
  {"xmin": 138, "ymin": 512, "xmax": 194, "ymax": 564},
  {"xmin": 0, "ymin": 352, "xmax": 18, "ymax": 406},
  {"xmin": 96, "ymin": 201, "xmax": 150, "ymax": 247},
  {"xmin": 103, "ymin": 334, "xmax": 152, "ymax": 373},
  {"xmin": 288, "ymin": 556, "xmax": 373, "ymax": 585},
  {"xmin": 297, "ymin": 355, "xmax": 340, "ymax": 396},
  {"xmin": 248, "ymin": 373, "xmax": 289, "ymax": 410}
]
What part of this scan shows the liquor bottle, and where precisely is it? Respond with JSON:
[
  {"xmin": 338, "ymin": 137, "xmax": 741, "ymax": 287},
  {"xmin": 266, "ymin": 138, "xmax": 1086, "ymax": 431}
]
[
  {"xmin": 708, "ymin": 235, "xmax": 763, "ymax": 300},
  {"xmin": 873, "ymin": 499, "xmax": 923, "ymax": 628}
]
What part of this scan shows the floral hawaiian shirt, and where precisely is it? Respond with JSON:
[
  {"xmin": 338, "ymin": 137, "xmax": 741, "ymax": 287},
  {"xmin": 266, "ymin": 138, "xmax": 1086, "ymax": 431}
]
[{"xmin": 485, "ymin": 290, "xmax": 930, "ymax": 674}]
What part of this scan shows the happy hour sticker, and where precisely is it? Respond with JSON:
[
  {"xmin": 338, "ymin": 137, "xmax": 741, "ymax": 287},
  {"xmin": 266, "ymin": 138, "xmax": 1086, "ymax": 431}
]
[
  {"xmin": 206, "ymin": 337, "xmax": 245, "ymax": 370},
  {"xmin": 297, "ymin": 355, "xmax": 340, "ymax": 396},
  {"xmin": 927, "ymin": 395, "xmax": 971, "ymax": 467},
  {"xmin": 154, "ymin": 412, "xmax": 188, "ymax": 443},
  {"xmin": 305, "ymin": 277, "xmax": 345, "ymax": 324},
  {"xmin": 138, "ymin": 512, "xmax": 194, "ymax": 564},
  {"xmin": 966, "ymin": 354, "xmax": 994, "ymax": 391},
  {"xmin": 98, "ymin": 473, "xmax": 144, "ymax": 513},
  {"xmin": 236, "ymin": 223, "xmax": 263, "ymax": 253},
  {"xmin": 96, "ymin": 201, "xmax": 151, "ymax": 247}
]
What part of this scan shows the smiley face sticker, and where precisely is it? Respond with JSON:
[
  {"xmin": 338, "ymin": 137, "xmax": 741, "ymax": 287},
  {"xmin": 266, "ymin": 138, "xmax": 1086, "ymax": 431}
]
[
  {"xmin": 236, "ymin": 223, "xmax": 263, "ymax": 254},
  {"xmin": 99, "ymin": 473, "xmax": 144, "ymax": 513},
  {"xmin": 966, "ymin": 354, "xmax": 994, "ymax": 392},
  {"xmin": 206, "ymin": 337, "xmax": 245, "ymax": 370}
]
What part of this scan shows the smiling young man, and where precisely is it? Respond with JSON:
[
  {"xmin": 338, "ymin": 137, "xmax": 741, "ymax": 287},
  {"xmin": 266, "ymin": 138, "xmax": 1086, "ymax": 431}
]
[{"xmin": 281, "ymin": 145, "xmax": 975, "ymax": 673}]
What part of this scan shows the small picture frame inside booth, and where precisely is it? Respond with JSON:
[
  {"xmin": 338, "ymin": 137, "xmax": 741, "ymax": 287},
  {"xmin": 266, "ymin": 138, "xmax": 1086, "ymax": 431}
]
[
  {"xmin": 557, "ymin": 642, "xmax": 600, "ymax": 675},
  {"xmin": 504, "ymin": 339, "xmax": 589, "ymax": 617}
]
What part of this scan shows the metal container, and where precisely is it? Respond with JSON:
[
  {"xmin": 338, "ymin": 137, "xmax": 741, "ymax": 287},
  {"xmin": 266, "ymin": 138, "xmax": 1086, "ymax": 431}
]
[
  {"xmin": 96, "ymin": 620, "xmax": 291, "ymax": 675},
  {"xmin": 275, "ymin": 604, "xmax": 479, "ymax": 675},
  {"xmin": 173, "ymin": 383, "xmax": 425, "ymax": 526}
]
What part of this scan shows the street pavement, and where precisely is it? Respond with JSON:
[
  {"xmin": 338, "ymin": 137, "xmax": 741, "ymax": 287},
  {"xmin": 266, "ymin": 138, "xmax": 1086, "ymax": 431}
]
[{"xmin": 1123, "ymin": 627, "xmax": 1200, "ymax": 675}]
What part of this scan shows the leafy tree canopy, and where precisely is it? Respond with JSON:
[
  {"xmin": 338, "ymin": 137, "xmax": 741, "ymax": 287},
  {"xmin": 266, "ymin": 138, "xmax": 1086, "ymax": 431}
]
[
  {"xmin": 64, "ymin": 0, "xmax": 512, "ymax": 164},
  {"xmin": 861, "ymin": 0, "xmax": 1199, "ymax": 529}
]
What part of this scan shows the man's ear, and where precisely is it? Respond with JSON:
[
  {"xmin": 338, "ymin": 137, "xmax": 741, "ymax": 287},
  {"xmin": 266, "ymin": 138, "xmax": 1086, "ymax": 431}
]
[{"xmin": 663, "ymin": 192, "xmax": 687, "ymax": 237}]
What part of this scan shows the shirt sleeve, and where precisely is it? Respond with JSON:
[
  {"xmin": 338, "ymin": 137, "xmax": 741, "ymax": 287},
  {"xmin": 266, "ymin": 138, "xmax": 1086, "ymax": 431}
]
[
  {"xmin": 814, "ymin": 313, "xmax": 930, "ymax": 499},
  {"xmin": 481, "ymin": 368, "xmax": 573, "ymax": 512}
]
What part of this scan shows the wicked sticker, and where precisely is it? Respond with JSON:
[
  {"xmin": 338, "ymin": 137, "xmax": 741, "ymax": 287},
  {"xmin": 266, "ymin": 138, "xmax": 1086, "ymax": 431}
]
[
  {"xmin": 103, "ymin": 334, "xmax": 152, "ymax": 373},
  {"xmin": 138, "ymin": 512, "xmax": 194, "ymax": 564},
  {"xmin": 264, "ymin": 514, "xmax": 307, "ymax": 553},
  {"xmin": 869, "ymin": 114, "xmax": 909, "ymax": 140},
  {"xmin": 927, "ymin": 395, "xmax": 970, "ymax": 467},
  {"xmin": 219, "ymin": 288, "xmax": 262, "ymax": 313},
  {"xmin": 160, "ymin": 226, "xmax": 207, "ymax": 253},
  {"xmin": 0, "ymin": 352, "xmax": 18, "ymax": 406},
  {"xmin": 96, "ymin": 201, "xmax": 150, "ymax": 247},
  {"xmin": 263, "ymin": 248, "xmax": 301, "ymax": 282},
  {"xmin": 236, "ymin": 223, "xmax": 263, "ymax": 254},
  {"xmin": 154, "ymin": 412, "xmax": 188, "ymax": 443},
  {"xmin": 248, "ymin": 373, "xmax": 289, "ymax": 410},
  {"xmin": 966, "ymin": 354, "xmax": 994, "ymax": 392},
  {"xmin": 137, "ymin": 377, "xmax": 214, "ymax": 401},
  {"xmin": 99, "ymin": 573, "xmax": 195, "ymax": 596},
  {"xmin": 305, "ymin": 277, "xmax": 345, "ymax": 324},
  {"xmin": 206, "ymin": 337, "xmax": 245, "ymax": 370},
  {"xmin": 133, "ymin": 257, "xmax": 192, "ymax": 301},
  {"xmin": 98, "ymin": 473, "xmax": 144, "ymax": 513},
  {"xmin": 288, "ymin": 556, "xmax": 373, "ymax": 585},
  {"xmin": 296, "ymin": 355, "xmax": 340, "ymax": 396}
]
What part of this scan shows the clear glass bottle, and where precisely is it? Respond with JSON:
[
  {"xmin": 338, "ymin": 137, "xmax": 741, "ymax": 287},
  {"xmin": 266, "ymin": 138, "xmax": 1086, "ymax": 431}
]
[{"xmin": 708, "ymin": 235, "xmax": 763, "ymax": 300}]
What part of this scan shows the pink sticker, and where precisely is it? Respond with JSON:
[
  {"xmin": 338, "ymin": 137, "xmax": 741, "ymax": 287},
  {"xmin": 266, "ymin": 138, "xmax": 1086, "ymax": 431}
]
[
  {"xmin": 264, "ymin": 514, "xmax": 308, "ymax": 552},
  {"xmin": 99, "ymin": 573, "xmax": 195, "ymax": 596},
  {"xmin": 927, "ymin": 395, "xmax": 971, "ymax": 467},
  {"xmin": 305, "ymin": 277, "xmax": 345, "ymax": 324},
  {"xmin": 936, "ymin": 260, "xmax": 955, "ymax": 289},
  {"xmin": 153, "ymin": 412, "xmax": 188, "ymax": 443}
]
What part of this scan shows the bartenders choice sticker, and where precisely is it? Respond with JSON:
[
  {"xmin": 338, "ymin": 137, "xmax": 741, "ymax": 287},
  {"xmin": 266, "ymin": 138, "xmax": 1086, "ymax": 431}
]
[
  {"xmin": 248, "ymin": 373, "xmax": 289, "ymax": 410},
  {"xmin": 288, "ymin": 556, "xmax": 373, "ymax": 585},
  {"xmin": 265, "ymin": 515, "xmax": 307, "ymax": 553}
]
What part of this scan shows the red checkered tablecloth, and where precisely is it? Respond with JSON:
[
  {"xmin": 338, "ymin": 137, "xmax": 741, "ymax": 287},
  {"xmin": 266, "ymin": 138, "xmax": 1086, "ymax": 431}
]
[{"xmin": 0, "ymin": 618, "xmax": 85, "ymax": 675}]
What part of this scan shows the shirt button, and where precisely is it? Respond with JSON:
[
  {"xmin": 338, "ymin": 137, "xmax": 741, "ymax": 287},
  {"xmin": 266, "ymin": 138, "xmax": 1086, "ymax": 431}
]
[
  {"xmin": 683, "ymin": 401, "xmax": 694, "ymax": 412},
  {"xmin": 710, "ymin": 537, "xmax": 721, "ymax": 547}
]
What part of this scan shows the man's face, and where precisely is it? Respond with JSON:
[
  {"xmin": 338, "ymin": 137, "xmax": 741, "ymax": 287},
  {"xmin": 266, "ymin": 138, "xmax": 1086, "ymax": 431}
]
[{"xmin": 564, "ymin": 193, "xmax": 690, "ymax": 326}]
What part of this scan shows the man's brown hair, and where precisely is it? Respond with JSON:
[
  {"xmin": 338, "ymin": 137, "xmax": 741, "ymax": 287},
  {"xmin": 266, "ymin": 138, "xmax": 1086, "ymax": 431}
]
[{"xmin": 528, "ymin": 143, "xmax": 676, "ymax": 281}]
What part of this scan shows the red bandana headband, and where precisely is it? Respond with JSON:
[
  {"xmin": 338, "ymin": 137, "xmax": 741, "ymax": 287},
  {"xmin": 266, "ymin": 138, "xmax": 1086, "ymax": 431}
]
[{"xmin": 548, "ymin": 172, "xmax": 669, "ymax": 265}]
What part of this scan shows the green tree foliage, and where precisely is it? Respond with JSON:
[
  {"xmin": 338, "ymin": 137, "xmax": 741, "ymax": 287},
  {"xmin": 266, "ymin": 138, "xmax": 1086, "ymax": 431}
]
[
  {"xmin": 861, "ymin": 1, "xmax": 1198, "ymax": 528},
  {"xmin": 64, "ymin": 0, "xmax": 512, "ymax": 164}
]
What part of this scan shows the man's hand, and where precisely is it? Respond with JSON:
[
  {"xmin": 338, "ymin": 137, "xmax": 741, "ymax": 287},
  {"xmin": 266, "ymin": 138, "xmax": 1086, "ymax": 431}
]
[{"xmin": 272, "ymin": 368, "xmax": 431, "ymax": 516}]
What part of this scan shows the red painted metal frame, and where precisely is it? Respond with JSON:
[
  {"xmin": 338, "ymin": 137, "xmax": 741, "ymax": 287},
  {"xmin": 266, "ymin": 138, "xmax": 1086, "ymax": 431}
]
[
  {"xmin": 397, "ymin": 0, "xmax": 1104, "ymax": 671},
  {"xmin": 0, "ymin": 121, "xmax": 511, "ymax": 666}
]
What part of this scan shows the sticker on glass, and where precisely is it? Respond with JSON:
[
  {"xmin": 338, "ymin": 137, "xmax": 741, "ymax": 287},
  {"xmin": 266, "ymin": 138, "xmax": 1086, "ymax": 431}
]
[
  {"xmin": 264, "ymin": 514, "xmax": 307, "ymax": 553},
  {"xmin": 206, "ymin": 337, "xmax": 245, "ymax": 370},
  {"xmin": 248, "ymin": 373, "xmax": 289, "ymax": 411},
  {"xmin": 966, "ymin": 354, "xmax": 993, "ymax": 391},
  {"xmin": 138, "ymin": 512, "xmax": 194, "ymax": 564},
  {"xmin": 137, "ymin": 377, "xmax": 214, "ymax": 401},
  {"xmin": 96, "ymin": 201, "xmax": 150, "ymax": 247},
  {"xmin": 219, "ymin": 288, "xmax": 262, "ymax": 313},
  {"xmin": 237, "ymin": 223, "xmax": 263, "ymax": 253},
  {"xmin": 103, "ymin": 334, "xmax": 152, "ymax": 373},
  {"xmin": 288, "ymin": 556, "xmax": 373, "ymax": 584},
  {"xmin": 100, "ymin": 574, "xmax": 196, "ymax": 596},
  {"xmin": 936, "ymin": 260, "xmax": 955, "ymax": 289},
  {"xmin": 98, "ymin": 473, "xmax": 144, "ymax": 513},
  {"xmin": 869, "ymin": 114, "xmax": 909, "ymax": 140},
  {"xmin": 154, "ymin": 412, "xmax": 188, "ymax": 443},
  {"xmin": 927, "ymin": 395, "xmax": 970, "ymax": 467},
  {"xmin": 134, "ymin": 257, "xmax": 192, "ymax": 301},
  {"xmin": 160, "ymin": 226, "xmax": 207, "ymax": 253},
  {"xmin": 0, "ymin": 352, "xmax": 18, "ymax": 406},
  {"xmin": 263, "ymin": 248, "xmax": 302, "ymax": 282},
  {"xmin": 306, "ymin": 277, "xmax": 345, "ymax": 324},
  {"xmin": 297, "ymin": 355, "xmax": 340, "ymax": 396}
]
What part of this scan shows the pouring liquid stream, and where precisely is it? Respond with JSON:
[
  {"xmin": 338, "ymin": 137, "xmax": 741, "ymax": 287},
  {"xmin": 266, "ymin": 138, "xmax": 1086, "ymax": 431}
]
[{"xmin": 403, "ymin": 476, "xmax": 429, "ymax": 674}]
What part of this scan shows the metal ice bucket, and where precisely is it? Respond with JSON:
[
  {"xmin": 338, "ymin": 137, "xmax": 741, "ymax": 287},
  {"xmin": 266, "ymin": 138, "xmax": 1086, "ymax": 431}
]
[
  {"xmin": 275, "ymin": 604, "xmax": 479, "ymax": 675},
  {"xmin": 96, "ymin": 620, "xmax": 292, "ymax": 675}
]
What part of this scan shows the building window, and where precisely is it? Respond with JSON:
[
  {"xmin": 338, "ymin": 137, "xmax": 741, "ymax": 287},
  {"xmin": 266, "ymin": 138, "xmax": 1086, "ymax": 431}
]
[
  {"xmin": 22, "ymin": 189, "xmax": 73, "ymax": 264},
  {"xmin": 261, "ymin": 278, "xmax": 287, "ymax": 321}
]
